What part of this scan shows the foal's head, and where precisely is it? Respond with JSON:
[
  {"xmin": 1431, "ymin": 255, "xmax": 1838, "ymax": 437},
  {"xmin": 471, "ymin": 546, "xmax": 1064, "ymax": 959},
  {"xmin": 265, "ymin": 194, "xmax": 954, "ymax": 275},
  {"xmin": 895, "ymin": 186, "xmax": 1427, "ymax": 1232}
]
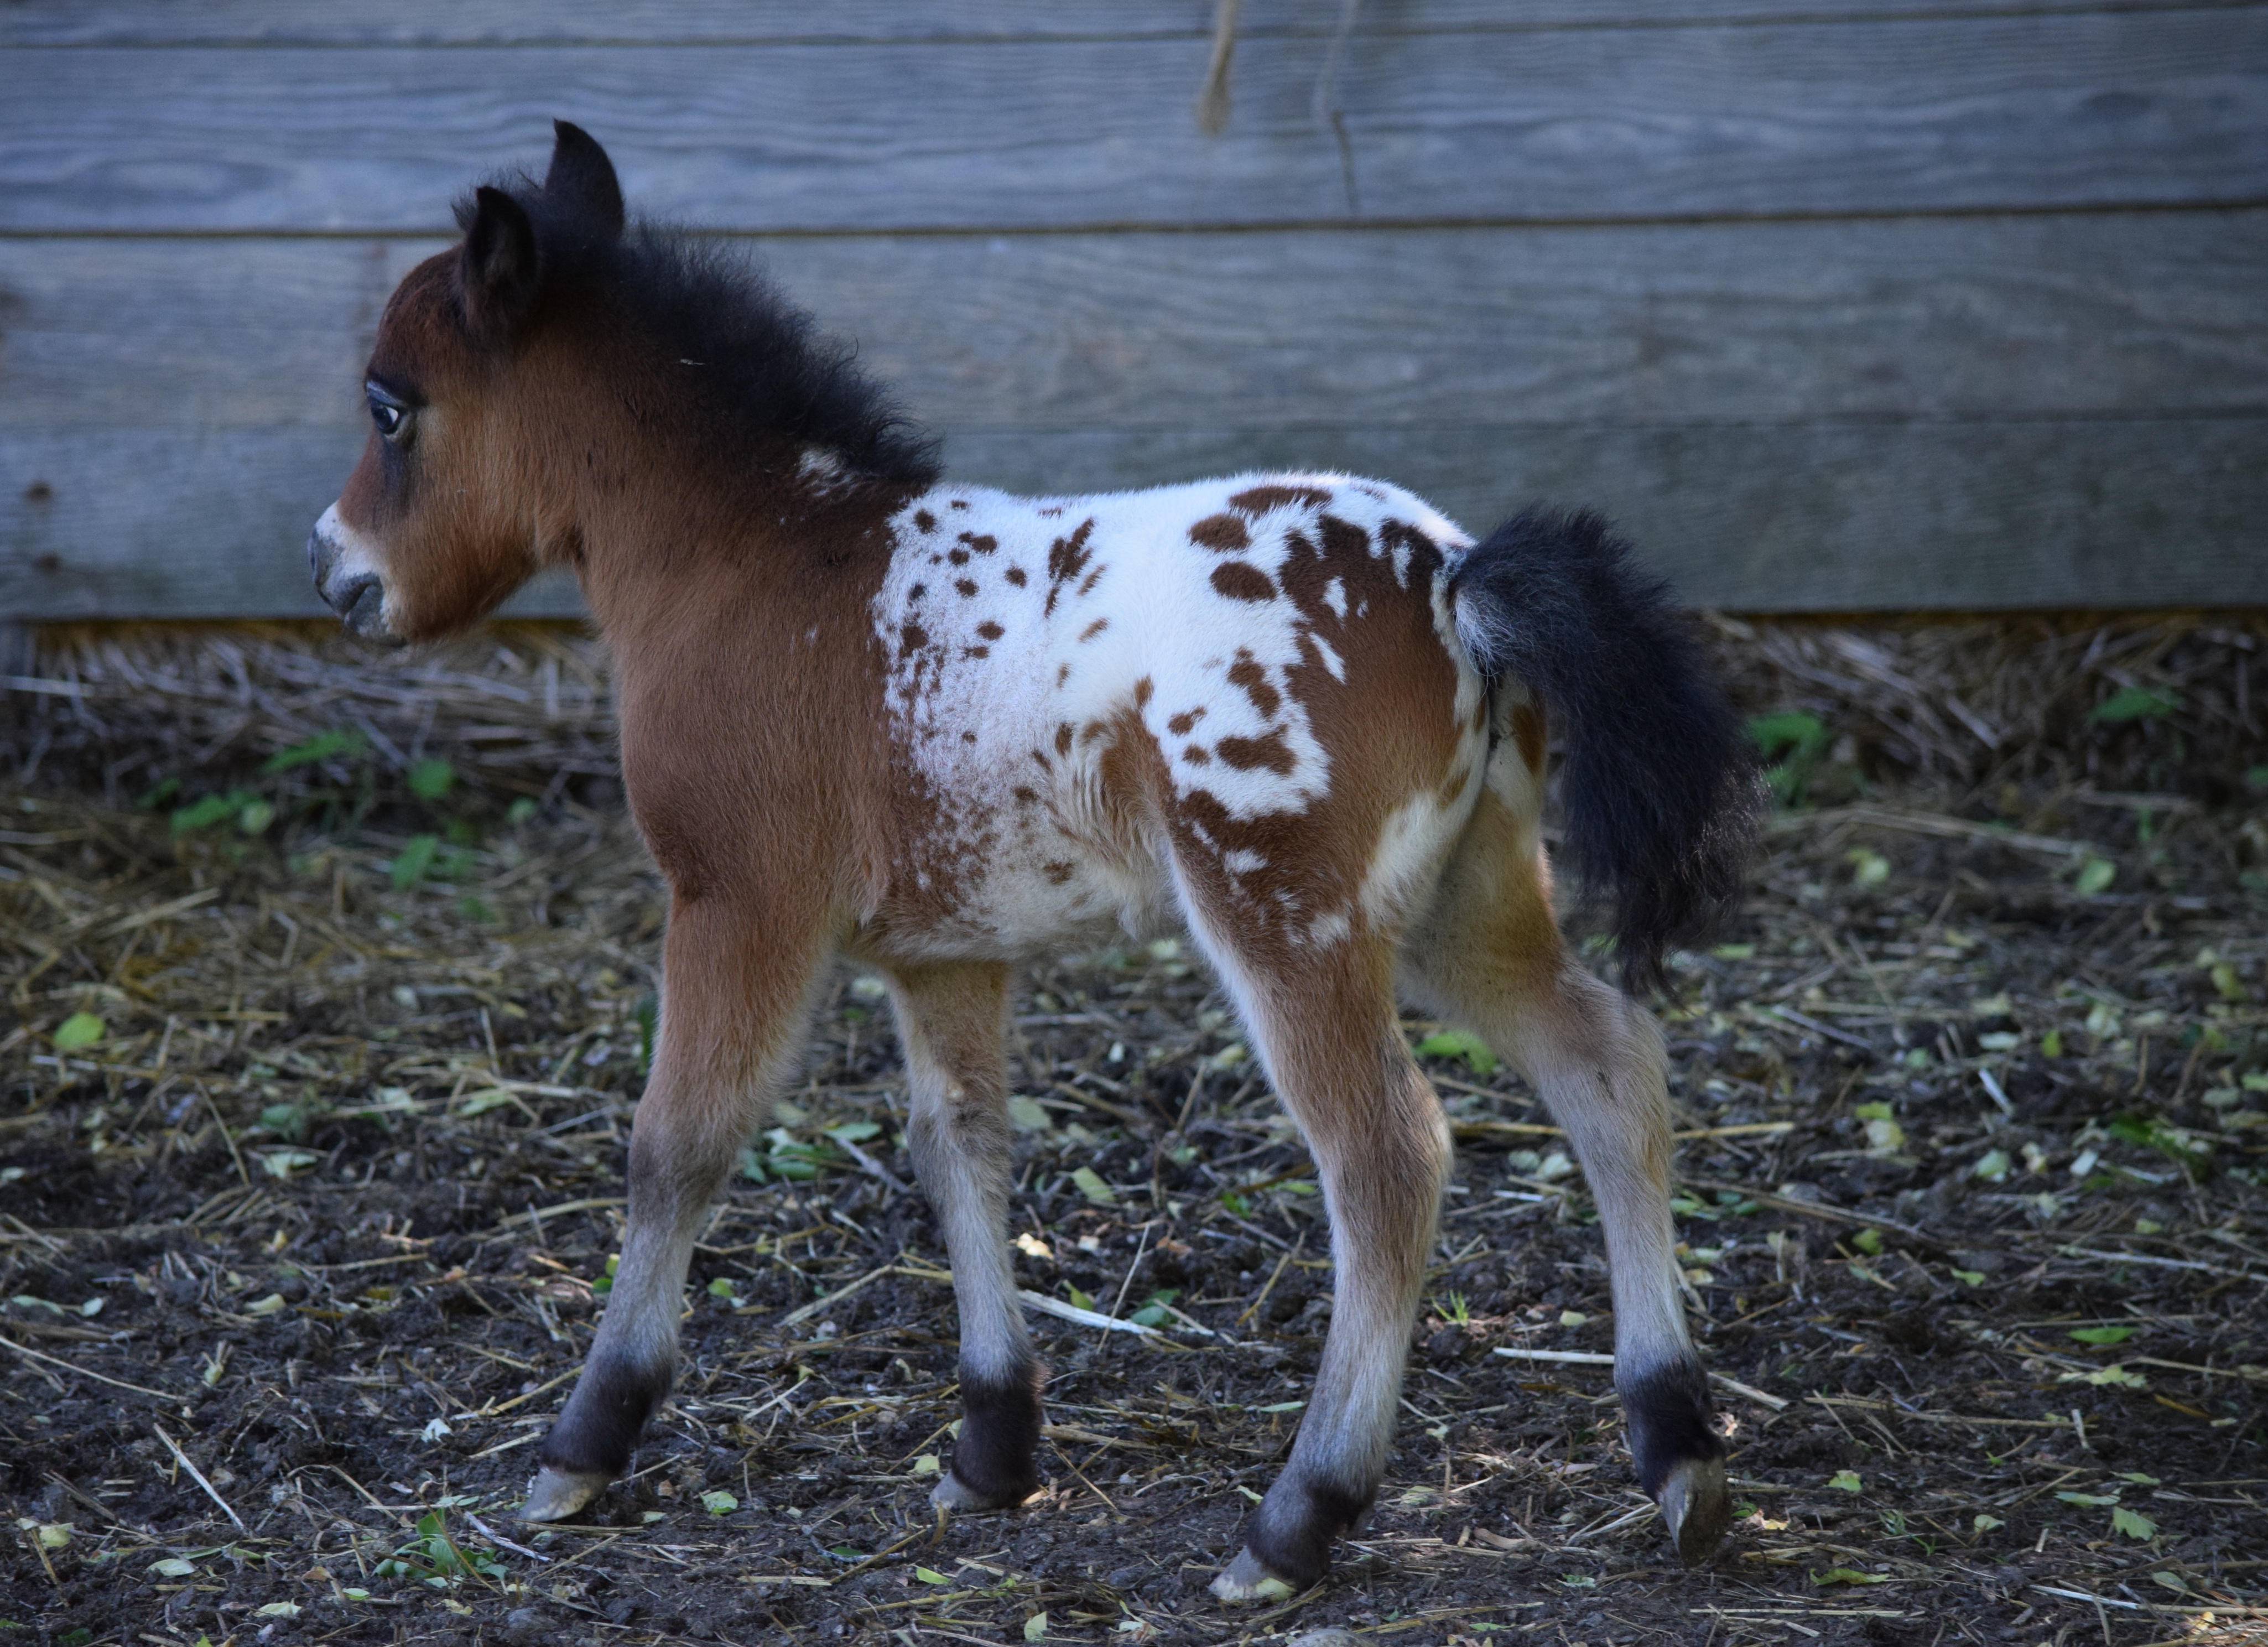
[
  {"xmin": 307, "ymin": 122, "xmax": 629, "ymax": 642},
  {"xmin": 308, "ymin": 121, "xmax": 937, "ymax": 642}
]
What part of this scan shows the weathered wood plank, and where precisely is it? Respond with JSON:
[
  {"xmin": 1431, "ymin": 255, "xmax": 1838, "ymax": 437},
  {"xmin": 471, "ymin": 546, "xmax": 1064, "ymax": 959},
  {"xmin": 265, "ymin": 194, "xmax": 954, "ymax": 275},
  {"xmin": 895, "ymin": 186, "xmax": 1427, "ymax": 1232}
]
[
  {"xmin": 7, "ymin": 215, "xmax": 2263, "ymax": 433},
  {"xmin": 7, "ymin": 420, "xmax": 2264, "ymax": 617},
  {"xmin": 3, "ymin": 0, "xmax": 2228, "ymax": 45},
  {"xmin": 6, "ymin": 14, "xmax": 2264, "ymax": 232}
]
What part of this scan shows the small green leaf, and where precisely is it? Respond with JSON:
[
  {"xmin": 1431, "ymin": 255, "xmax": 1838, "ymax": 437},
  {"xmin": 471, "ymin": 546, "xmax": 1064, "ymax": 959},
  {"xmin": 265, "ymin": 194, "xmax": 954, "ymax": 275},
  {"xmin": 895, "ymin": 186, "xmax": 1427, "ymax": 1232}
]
[
  {"xmin": 1851, "ymin": 1228, "xmax": 1884, "ymax": 1256},
  {"xmin": 1006, "ymin": 1094, "xmax": 1055, "ymax": 1132},
  {"xmin": 1559, "ymin": 1574, "xmax": 1598, "ymax": 1589},
  {"xmin": 262, "ymin": 729, "xmax": 364, "ymax": 773},
  {"xmin": 2056, "ymin": 1492, "xmax": 2120, "ymax": 1506},
  {"xmin": 1972, "ymin": 1514, "xmax": 2004, "ymax": 1533},
  {"xmin": 254, "ymin": 1602, "xmax": 301, "ymax": 1619},
  {"xmin": 699, "ymin": 1490, "xmax": 738, "ymax": 1516},
  {"xmin": 2073, "ymin": 857, "xmax": 2116, "ymax": 896},
  {"xmin": 914, "ymin": 1566, "xmax": 950, "ymax": 1585},
  {"xmin": 707, "ymin": 1277, "xmax": 734, "ymax": 1298},
  {"xmin": 1828, "ymin": 1470, "xmax": 1863, "ymax": 1493},
  {"xmin": 405, "ymin": 758, "xmax": 456, "ymax": 801},
  {"xmin": 1071, "ymin": 1166, "xmax": 1117, "ymax": 1206},
  {"xmin": 1024, "ymin": 1613, "xmax": 1049, "ymax": 1641},
  {"xmin": 2118, "ymin": 1503, "xmax": 2168, "ymax": 1541},
  {"xmin": 1413, "ymin": 1028, "xmax": 1499, "ymax": 1075},
  {"xmin": 236, "ymin": 798, "xmax": 276, "ymax": 836},
  {"xmin": 2119, "ymin": 1472, "xmax": 2161, "ymax": 1485},
  {"xmin": 1128, "ymin": 1288, "xmax": 1182, "ymax": 1328},
  {"xmin": 148, "ymin": 1556, "xmax": 196, "ymax": 1576},
  {"xmin": 2069, "ymin": 1325, "xmax": 2136, "ymax": 1346},
  {"xmin": 51, "ymin": 1012, "xmax": 105, "ymax": 1052},
  {"xmin": 170, "ymin": 793, "xmax": 239, "ymax": 835},
  {"xmin": 2088, "ymin": 686, "xmax": 2178, "ymax": 724},
  {"xmin": 1747, "ymin": 711, "xmax": 1831, "ymax": 804},
  {"xmin": 1811, "ymin": 1567, "xmax": 1889, "ymax": 1586},
  {"xmin": 391, "ymin": 832, "xmax": 440, "ymax": 890},
  {"xmin": 1065, "ymin": 1283, "xmax": 1095, "ymax": 1310},
  {"xmin": 1973, "ymin": 1149, "xmax": 2011, "ymax": 1182},
  {"xmin": 1747, "ymin": 710, "xmax": 1829, "ymax": 760},
  {"xmin": 2041, "ymin": 1028, "xmax": 2064, "ymax": 1058}
]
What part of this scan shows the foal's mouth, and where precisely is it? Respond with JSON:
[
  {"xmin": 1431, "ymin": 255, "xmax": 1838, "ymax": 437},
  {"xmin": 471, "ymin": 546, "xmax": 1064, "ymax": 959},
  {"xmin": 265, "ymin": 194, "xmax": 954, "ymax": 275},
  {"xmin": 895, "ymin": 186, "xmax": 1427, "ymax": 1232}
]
[
  {"xmin": 328, "ymin": 575, "xmax": 393, "ymax": 639},
  {"xmin": 306, "ymin": 508, "xmax": 404, "ymax": 644}
]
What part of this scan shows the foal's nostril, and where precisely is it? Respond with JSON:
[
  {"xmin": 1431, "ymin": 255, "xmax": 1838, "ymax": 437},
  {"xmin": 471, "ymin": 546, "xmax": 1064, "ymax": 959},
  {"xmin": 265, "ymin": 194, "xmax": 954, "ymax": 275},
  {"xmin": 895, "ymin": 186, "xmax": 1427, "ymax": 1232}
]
[{"xmin": 307, "ymin": 528, "xmax": 336, "ymax": 590}]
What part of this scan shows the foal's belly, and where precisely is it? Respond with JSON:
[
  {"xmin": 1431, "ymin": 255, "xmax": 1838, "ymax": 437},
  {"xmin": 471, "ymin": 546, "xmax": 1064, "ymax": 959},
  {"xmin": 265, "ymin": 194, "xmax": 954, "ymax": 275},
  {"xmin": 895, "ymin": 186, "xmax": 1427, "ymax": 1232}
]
[{"xmin": 861, "ymin": 713, "xmax": 1180, "ymax": 964}]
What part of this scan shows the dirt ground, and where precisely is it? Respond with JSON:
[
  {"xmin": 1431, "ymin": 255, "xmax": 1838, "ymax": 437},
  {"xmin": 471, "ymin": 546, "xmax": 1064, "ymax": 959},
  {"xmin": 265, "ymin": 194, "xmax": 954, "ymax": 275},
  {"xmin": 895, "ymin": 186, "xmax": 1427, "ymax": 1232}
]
[{"xmin": 3, "ymin": 617, "xmax": 2265, "ymax": 1646}]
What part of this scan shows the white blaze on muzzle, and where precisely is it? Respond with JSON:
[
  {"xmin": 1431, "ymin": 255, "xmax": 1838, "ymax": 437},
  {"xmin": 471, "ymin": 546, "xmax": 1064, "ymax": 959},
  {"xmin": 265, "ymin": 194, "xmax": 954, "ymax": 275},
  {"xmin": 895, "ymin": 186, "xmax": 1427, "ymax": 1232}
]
[{"xmin": 306, "ymin": 502, "xmax": 397, "ymax": 640}]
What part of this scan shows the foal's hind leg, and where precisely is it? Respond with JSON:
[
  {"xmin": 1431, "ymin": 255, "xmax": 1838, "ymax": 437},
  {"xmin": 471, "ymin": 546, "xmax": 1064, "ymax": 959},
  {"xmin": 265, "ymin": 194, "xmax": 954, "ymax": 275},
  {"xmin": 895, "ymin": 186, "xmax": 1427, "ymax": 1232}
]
[
  {"xmin": 1180, "ymin": 919, "xmax": 1453, "ymax": 1599},
  {"xmin": 526, "ymin": 898, "xmax": 830, "ymax": 1521},
  {"xmin": 1402, "ymin": 791, "xmax": 1730, "ymax": 1563},
  {"xmin": 886, "ymin": 962, "xmax": 1042, "ymax": 1511}
]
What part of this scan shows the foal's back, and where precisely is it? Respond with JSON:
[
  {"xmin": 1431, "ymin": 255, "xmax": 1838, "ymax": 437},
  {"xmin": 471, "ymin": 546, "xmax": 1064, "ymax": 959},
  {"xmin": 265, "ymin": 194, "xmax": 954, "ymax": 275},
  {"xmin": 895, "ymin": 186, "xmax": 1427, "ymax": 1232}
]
[{"xmin": 859, "ymin": 471, "xmax": 1492, "ymax": 964}]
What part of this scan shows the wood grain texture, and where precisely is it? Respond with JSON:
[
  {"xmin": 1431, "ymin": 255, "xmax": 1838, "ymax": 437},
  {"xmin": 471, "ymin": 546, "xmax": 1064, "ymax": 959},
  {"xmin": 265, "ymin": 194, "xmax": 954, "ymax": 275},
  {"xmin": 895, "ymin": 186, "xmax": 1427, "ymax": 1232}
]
[
  {"xmin": 7, "ymin": 215, "xmax": 2262, "ymax": 434},
  {"xmin": 7, "ymin": 420, "xmax": 2264, "ymax": 618},
  {"xmin": 7, "ymin": 12, "xmax": 2264, "ymax": 232},
  {"xmin": 3, "ymin": 0, "xmax": 2231, "ymax": 45}
]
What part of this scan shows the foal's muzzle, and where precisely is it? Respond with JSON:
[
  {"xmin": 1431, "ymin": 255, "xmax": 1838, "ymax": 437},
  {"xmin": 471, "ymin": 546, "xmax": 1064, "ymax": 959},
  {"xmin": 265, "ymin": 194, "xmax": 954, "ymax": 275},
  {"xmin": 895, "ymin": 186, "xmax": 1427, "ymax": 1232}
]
[{"xmin": 307, "ymin": 506, "xmax": 400, "ymax": 643}]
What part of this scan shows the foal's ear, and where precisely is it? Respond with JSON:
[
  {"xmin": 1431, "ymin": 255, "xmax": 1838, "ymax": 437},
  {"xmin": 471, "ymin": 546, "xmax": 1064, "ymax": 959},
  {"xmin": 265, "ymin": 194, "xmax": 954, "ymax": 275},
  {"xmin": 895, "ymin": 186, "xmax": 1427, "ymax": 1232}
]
[
  {"xmin": 545, "ymin": 120, "xmax": 625, "ymax": 238},
  {"xmin": 460, "ymin": 185, "xmax": 542, "ymax": 341}
]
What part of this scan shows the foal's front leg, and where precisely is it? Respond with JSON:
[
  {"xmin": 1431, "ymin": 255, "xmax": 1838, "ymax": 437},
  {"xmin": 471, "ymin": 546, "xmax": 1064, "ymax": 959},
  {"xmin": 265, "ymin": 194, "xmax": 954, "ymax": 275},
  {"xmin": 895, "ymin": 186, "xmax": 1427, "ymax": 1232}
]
[
  {"xmin": 526, "ymin": 900, "xmax": 829, "ymax": 1521},
  {"xmin": 885, "ymin": 962, "xmax": 1043, "ymax": 1511}
]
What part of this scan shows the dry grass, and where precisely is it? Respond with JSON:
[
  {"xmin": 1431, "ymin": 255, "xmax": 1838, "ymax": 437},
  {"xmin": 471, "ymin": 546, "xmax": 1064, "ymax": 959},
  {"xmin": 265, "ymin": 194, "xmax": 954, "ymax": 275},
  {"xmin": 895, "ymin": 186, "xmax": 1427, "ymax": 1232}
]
[{"xmin": 2, "ymin": 616, "xmax": 2265, "ymax": 1646}]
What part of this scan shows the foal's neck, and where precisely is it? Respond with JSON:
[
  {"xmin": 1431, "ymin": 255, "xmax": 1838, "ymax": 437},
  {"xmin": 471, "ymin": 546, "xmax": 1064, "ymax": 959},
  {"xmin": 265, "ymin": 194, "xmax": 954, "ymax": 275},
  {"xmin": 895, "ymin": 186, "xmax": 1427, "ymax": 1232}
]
[{"xmin": 559, "ymin": 418, "xmax": 912, "ymax": 652}]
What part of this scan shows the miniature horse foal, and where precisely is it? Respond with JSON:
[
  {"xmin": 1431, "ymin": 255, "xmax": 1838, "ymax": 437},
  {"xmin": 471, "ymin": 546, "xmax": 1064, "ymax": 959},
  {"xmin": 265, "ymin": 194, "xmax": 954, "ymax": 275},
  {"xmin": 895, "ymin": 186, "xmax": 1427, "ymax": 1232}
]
[{"xmin": 308, "ymin": 124, "xmax": 1758, "ymax": 1599}]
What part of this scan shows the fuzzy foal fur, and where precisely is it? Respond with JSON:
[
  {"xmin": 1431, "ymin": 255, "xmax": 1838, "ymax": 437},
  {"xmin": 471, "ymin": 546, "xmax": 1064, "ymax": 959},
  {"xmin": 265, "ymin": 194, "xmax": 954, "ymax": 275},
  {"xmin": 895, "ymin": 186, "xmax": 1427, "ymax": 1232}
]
[{"xmin": 308, "ymin": 124, "xmax": 1758, "ymax": 1599}]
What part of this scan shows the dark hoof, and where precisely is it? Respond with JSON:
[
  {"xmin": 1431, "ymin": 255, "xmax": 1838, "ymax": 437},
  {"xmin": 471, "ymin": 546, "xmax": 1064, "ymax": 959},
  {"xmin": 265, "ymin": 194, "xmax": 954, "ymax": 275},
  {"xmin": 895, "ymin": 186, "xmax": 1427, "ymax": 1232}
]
[{"xmin": 1658, "ymin": 1455, "xmax": 1733, "ymax": 1565}]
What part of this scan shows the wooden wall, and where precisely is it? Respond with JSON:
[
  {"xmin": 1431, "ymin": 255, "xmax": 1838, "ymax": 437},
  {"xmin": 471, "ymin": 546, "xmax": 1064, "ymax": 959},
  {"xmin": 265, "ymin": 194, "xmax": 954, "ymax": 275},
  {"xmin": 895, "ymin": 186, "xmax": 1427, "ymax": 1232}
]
[{"xmin": 3, "ymin": 0, "xmax": 2264, "ymax": 622}]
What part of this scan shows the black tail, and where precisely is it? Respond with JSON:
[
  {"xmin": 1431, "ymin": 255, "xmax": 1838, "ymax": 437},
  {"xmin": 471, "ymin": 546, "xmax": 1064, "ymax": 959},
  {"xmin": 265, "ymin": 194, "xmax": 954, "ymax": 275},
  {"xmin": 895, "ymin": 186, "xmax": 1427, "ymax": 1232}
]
[{"xmin": 1450, "ymin": 507, "xmax": 1760, "ymax": 991}]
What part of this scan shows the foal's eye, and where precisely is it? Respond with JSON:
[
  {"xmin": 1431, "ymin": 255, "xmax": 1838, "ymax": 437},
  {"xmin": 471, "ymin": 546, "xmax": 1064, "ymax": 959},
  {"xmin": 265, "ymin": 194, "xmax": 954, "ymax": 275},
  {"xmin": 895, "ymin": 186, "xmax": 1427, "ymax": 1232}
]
[{"xmin": 366, "ymin": 385, "xmax": 411, "ymax": 441}]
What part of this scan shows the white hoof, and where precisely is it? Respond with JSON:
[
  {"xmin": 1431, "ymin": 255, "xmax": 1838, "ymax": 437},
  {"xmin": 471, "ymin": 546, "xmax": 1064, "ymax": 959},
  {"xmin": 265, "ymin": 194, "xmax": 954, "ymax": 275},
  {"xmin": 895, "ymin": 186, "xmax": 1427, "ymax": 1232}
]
[
  {"xmin": 521, "ymin": 1466, "xmax": 611, "ymax": 1523},
  {"xmin": 929, "ymin": 1471, "xmax": 1034, "ymax": 1514},
  {"xmin": 1209, "ymin": 1547, "xmax": 1297, "ymax": 1604}
]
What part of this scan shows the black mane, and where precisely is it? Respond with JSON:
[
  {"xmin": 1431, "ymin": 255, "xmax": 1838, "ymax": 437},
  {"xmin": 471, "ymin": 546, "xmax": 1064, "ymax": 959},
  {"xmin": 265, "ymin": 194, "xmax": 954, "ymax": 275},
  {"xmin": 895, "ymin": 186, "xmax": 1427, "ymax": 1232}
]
[{"xmin": 459, "ymin": 184, "xmax": 943, "ymax": 487}]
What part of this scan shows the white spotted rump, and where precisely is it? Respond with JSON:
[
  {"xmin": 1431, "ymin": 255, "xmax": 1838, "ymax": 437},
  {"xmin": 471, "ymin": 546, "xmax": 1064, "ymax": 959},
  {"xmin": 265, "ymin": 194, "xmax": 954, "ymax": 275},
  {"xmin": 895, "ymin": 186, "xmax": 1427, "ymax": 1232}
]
[{"xmin": 867, "ymin": 472, "xmax": 1485, "ymax": 957}]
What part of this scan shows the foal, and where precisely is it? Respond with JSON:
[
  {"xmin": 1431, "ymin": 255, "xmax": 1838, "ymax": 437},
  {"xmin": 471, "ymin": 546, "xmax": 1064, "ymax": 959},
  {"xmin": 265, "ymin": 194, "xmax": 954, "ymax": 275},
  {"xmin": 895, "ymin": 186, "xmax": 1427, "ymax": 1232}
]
[{"xmin": 308, "ymin": 123, "xmax": 1759, "ymax": 1599}]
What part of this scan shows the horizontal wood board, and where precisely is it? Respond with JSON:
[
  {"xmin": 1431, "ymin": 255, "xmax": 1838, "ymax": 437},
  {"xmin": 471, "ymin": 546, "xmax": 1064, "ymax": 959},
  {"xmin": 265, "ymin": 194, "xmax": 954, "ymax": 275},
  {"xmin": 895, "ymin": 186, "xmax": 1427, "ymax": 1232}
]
[
  {"xmin": 8, "ymin": 419, "xmax": 2265, "ymax": 619},
  {"xmin": 7, "ymin": 217, "xmax": 2265, "ymax": 433},
  {"xmin": 6, "ymin": 13, "xmax": 2266, "ymax": 233},
  {"xmin": 6, "ymin": 0, "xmax": 2245, "ymax": 46}
]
